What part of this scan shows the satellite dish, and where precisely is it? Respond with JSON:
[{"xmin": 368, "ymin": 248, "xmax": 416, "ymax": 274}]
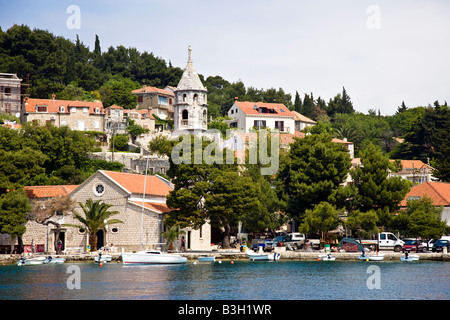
[{"xmin": 15, "ymin": 113, "xmax": 20, "ymax": 118}]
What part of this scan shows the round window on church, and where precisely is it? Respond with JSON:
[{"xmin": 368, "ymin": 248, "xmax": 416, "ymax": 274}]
[{"xmin": 94, "ymin": 183, "xmax": 105, "ymax": 196}]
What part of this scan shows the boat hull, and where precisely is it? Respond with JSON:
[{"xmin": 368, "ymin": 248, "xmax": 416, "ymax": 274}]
[
  {"xmin": 198, "ymin": 256, "xmax": 215, "ymax": 262},
  {"xmin": 94, "ymin": 255, "xmax": 112, "ymax": 263},
  {"xmin": 401, "ymin": 255, "xmax": 419, "ymax": 262},
  {"xmin": 318, "ymin": 254, "xmax": 336, "ymax": 261},
  {"xmin": 17, "ymin": 257, "xmax": 46, "ymax": 266},
  {"xmin": 44, "ymin": 258, "xmax": 66, "ymax": 264},
  {"xmin": 121, "ymin": 251, "xmax": 187, "ymax": 264},
  {"xmin": 247, "ymin": 252, "xmax": 280, "ymax": 261}
]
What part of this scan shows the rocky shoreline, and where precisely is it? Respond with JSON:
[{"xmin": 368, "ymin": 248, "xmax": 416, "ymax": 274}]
[{"xmin": 1, "ymin": 250, "xmax": 449, "ymax": 264}]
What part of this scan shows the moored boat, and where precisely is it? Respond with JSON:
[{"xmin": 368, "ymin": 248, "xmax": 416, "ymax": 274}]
[
  {"xmin": 401, "ymin": 254, "xmax": 419, "ymax": 262},
  {"xmin": 17, "ymin": 256, "xmax": 46, "ymax": 266},
  {"xmin": 44, "ymin": 256, "xmax": 66, "ymax": 264},
  {"xmin": 247, "ymin": 251, "xmax": 280, "ymax": 261},
  {"xmin": 198, "ymin": 256, "xmax": 215, "ymax": 262},
  {"xmin": 94, "ymin": 253, "xmax": 112, "ymax": 263},
  {"xmin": 121, "ymin": 250, "xmax": 187, "ymax": 264},
  {"xmin": 318, "ymin": 254, "xmax": 336, "ymax": 261}
]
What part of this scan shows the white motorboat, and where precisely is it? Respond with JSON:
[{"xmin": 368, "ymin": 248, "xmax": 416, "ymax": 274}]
[
  {"xmin": 247, "ymin": 251, "xmax": 281, "ymax": 261},
  {"xmin": 94, "ymin": 254, "xmax": 112, "ymax": 263},
  {"xmin": 401, "ymin": 254, "xmax": 419, "ymax": 262},
  {"xmin": 121, "ymin": 250, "xmax": 187, "ymax": 264},
  {"xmin": 198, "ymin": 256, "xmax": 215, "ymax": 262},
  {"xmin": 44, "ymin": 256, "xmax": 66, "ymax": 264},
  {"xmin": 367, "ymin": 253, "xmax": 385, "ymax": 261},
  {"xmin": 17, "ymin": 256, "xmax": 46, "ymax": 266},
  {"xmin": 318, "ymin": 254, "xmax": 336, "ymax": 261}
]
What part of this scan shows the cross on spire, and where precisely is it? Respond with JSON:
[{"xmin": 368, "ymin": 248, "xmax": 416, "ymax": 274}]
[{"xmin": 188, "ymin": 45, "xmax": 192, "ymax": 62}]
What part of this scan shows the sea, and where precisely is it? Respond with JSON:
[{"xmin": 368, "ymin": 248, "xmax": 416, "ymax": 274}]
[{"xmin": 1, "ymin": 259, "xmax": 448, "ymax": 300}]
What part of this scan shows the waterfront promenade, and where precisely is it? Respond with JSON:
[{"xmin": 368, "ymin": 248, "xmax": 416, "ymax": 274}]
[{"xmin": 1, "ymin": 249, "xmax": 449, "ymax": 264}]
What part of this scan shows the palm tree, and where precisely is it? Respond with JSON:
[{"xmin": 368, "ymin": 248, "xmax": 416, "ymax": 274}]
[
  {"xmin": 64, "ymin": 198, "xmax": 123, "ymax": 251},
  {"xmin": 160, "ymin": 225, "xmax": 185, "ymax": 251}
]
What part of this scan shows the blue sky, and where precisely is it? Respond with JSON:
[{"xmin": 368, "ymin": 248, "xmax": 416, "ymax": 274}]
[{"xmin": 1, "ymin": 0, "xmax": 449, "ymax": 115}]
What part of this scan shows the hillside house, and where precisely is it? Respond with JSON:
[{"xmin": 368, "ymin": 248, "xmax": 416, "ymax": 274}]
[
  {"xmin": 400, "ymin": 181, "xmax": 450, "ymax": 226},
  {"xmin": 22, "ymin": 96, "xmax": 105, "ymax": 132},
  {"xmin": 0, "ymin": 73, "xmax": 22, "ymax": 116},
  {"xmin": 227, "ymin": 99, "xmax": 296, "ymax": 134},
  {"xmin": 132, "ymin": 85, "xmax": 174, "ymax": 121}
]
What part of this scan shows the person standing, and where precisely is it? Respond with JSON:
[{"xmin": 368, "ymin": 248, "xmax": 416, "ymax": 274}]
[{"xmin": 180, "ymin": 236, "xmax": 186, "ymax": 252}]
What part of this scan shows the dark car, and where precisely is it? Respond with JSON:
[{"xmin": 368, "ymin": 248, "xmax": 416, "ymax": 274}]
[
  {"xmin": 402, "ymin": 239, "xmax": 424, "ymax": 253},
  {"xmin": 432, "ymin": 239, "xmax": 449, "ymax": 252}
]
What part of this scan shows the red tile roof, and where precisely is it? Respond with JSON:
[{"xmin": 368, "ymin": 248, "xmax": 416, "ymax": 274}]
[
  {"xmin": 401, "ymin": 181, "xmax": 450, "ymax": 206},
  {"xmin": 389, "ymin": 159, "xmax": 431, "ymax": 170},
  {"xmin": 291, "ymin": 110, "xmax": 316, "ymax": 123},
  {"xmin": 101, "ymin": 170, "xmax": 172, "ymax": 197},
  {"xmin": 131, "ymin": 201, "xmax": 172, "ymax": 214},
  {"xmin": 234, "ymin": 101, "xmax": 294, "ymax": 117},
  {"xmin": 24, "ymin": 185, "xmax": 79, "ymax": 199},
  {"xmin": 132, "ymin": 86, "xmax": 174, "ymax": 96},
  {"xmin": 24, "ymin": 98, "xmax": 104, "ymax": 114}
]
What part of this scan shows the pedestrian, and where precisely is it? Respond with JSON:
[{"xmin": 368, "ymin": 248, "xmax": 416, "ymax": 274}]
[
  {"xmin": 181, "ymin": 236, "xmax": 186, "ymax": 252},
  {"xmin": 57, "ymin": 239, "xmax": 62, "ymax": 254},
  {"xmin": 31, "ymin": 239, "xmax": 36, "ymax": 254}
]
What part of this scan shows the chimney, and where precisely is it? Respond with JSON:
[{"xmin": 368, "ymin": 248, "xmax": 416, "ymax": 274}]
[
  {"xmin": 52, "ymin": 94, "xmax": 56, "ymax": 100},
  {"xmin": 234, "ymin": 97, "xmax": 238, "ymax": 102},
  {"xmin": 143, "ymin": 85, "xmax": 147, "ymax": 92}
]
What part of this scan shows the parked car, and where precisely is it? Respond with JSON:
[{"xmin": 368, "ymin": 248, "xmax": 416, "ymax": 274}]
[
  {"xmin": 402, "ymin": 239, "xmax": 424, "ymax": 253},
  {"xmin": 432, "ymin": 239, "xmax": 450, "ymax": 252}
]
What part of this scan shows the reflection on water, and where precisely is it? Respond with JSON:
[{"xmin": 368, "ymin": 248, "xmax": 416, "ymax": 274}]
[{"xmin": 0, "ymin": 260, "xmax": 449, "ymax": 300}]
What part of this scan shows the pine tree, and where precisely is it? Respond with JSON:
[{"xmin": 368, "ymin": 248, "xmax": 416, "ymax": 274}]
[{"xmin": 294, "ymin": 91, "xmax": 302, "ymax": 112}]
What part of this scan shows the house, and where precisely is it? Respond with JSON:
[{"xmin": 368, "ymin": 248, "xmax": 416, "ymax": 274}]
[
  {"xmin": 132, "ymin": 85, "xmax": 175, "ymax": 121},
  {"xmin": 123, "ymin": 108, "xmax": 156, "ymax": 132},
  {"xmin": 291, "ymin": 110, "xmax": 316, "ymax": 131},
  {"xmin": 400, "ymin": 181, "xmax": 450, "ymax": 226},
  {"xmin": 227, "ymin": 98, "xmax": 296, "ymax": 134},
  {"xmin": 22, "ymin": 96, "xmax": 105, "ymax": 132},
  {"xmin": 105, "ymin": 105, "xmax": 127, "ymax": 134},
  {"xmin": 388, "ymin": 159, "xmax": 434, "ymax": 184},
  {"xmin": 20, "ymin": 170, "xmax": 210, "ymax": 253},
  {"xmin": 0, "ymin": 73, "xmax": 22, "ymax": 116}
]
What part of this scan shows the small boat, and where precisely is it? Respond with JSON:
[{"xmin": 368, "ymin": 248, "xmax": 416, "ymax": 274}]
[
  {"xmin": 318, "ymin": 254, "xmax": 336, "ymax": 261},
  {"xmin": 247, "ymin": 251, "xmax": 280, "ymax": 261},
  {"xmin": 17, "ymin": 256, "xmax": 46, "ymax": 266},
  {"xmin": 121, "ymin": 250, "xmax": 187, "ymax": 265},
  {"xmin": 198, "ymin": 256, "xmax": 215, "ymax": 262},
  {"xmin": 367, "ymin": 253, "xmax": 385, "ymax": 261},
  {"xmin": 401, "ymin": 253, "xmax": 419, "ymax": 262},
  {"xmin": 44, "ymin": 256, "xmax": 66, "ymax": 264},
  {"xmin": 94, "ymin": 254, "xmax": 112, "ymax": 263}
]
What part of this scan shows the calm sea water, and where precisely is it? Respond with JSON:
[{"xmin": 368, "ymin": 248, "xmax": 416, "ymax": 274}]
[{"xmin": 0, "ymin": 260, "xmax": 449, "ymax": 300}]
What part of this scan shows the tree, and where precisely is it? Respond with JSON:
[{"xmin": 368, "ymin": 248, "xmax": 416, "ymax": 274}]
[
  {"xmin": 405, "ymin": 196, "xmax": 446, "ymax": 240},
  {"xmin": 27, "ymin": 195, "xmax": 75, "ymax": 252},
  {"xmin": 345, "ymin": 209, "xmax": 379, "ymax": 240},
  {"xmin": 0, "ymin": 188, "xmax": 31, "ymax": 253},
  {"xmin": 299, "ymin": 202, "xmax": 340, "ymax": 242},
  {"xmin": 277, "ymin": 132, "xmax": 351, "ymax": 222},
  {"xmin": 294, "ymin": 91, "xmax": 302, "ymax": 112},
  {"xmin": 160, "ymin": 225, "xmax": 185, "ymax": 251},
  {"xmin": 65, "ymin": 199, "xmax": 123, "ymax": 251},
  {"xmin": 351, "ymin": 143, "xmax": 411, "ymax": 213}
]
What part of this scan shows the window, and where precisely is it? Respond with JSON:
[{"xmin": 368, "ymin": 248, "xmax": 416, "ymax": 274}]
[
  {"xmin": 158, "ymin": 96, "xmax": 169, "ymax": 105},
  {"xmin": 111, "ymin": 227, "xmax": 119, "ymax": 233},
  {"xmin": 59, "ymin": 106, "xmax": 65, "ymax": 113},
  {"xmin": 71, "ymin": 107, "xmax": 77, "ymax": 113},
  {"xmin": 182, "ymin": 109, "xmax": 189, "ymax": 119},
  {"xmin": 94, "ymin": 183, "xmax": 105, "ymax": 196},
  {"xmin": 138, "ymin": 96, "xmax": 143, "ymax": 103},
  {"xmin": 36, "ymin": 105, "xmax": 47, "ymax": 112},
  {"xmin": 275, "ymin": 121, "xmax": 284, "ymax": 132},
  {"xmin": 83, "ymin": 107, "xmax": 88, "ymax": 113},
  {"xmin": 183, "ymin": 94, "xmax": 187, "ymax": 102},
  {"xmin": 4, "ymin": 87, "xmax": 11, "ymax": 95},
  {"xmin": 95, "ymin": 107, "xmax": 100, "ymax": 114},
  {"xmin": 94, "ymin": 121, "xmax": 100, "ymax": 129},
  {"xmin": 254, "ymin": 120, "xmax": 266, "ymax": 129},
  {"xmin": 4, "ymin": 103, "xmax": 11, "ymax": 114},
  {"xmin": 193, "ymin": 94, "xmax": 198, "ymax": 103},
  {"xmin": 61, "ymin": 121, "xmax": 67, "ymax": 126},
  {"xmin": 231, "ymin": 110, "xmax": 234, "ymax": 114}
]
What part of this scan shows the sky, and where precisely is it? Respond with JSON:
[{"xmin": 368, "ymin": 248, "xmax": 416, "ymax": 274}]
[{"xmin": 1, "ymin": 0, "xmax": 449, "ymax": 115}]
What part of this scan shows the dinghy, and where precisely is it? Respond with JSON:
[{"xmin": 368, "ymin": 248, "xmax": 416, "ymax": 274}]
[
  {"xmin": 247, "ymin": 251, "xmax": 281, "ymax": 261},
  {"xmin": 401, "ymin": 252, "xmax": 419, "ymax": 262},
  {"xmin": 318, "ymin": 254, "xmax": 336, "ymax": 261},
  {"xmin": 17, "ymin": 256, "xmax": 46, "ymax": 266},
  {"xmin": 44, "ymin": 256, "xmax": 66, "ymax": 264}
]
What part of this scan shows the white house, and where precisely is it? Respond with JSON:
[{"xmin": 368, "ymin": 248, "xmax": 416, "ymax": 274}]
[{"xmin": 227, "ymin": 99, "xmax": 296, "ymax": 134}]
